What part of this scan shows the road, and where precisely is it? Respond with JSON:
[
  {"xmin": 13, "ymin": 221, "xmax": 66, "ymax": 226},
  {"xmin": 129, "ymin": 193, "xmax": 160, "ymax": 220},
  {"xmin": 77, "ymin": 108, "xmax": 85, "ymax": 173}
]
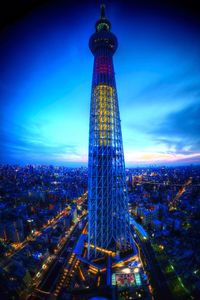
[
  {"xmin": 131, "ymin": 226, "xmax": 174, "ymax": 300},
  {"xmin": 1, "ymin": 191, "xmax": 88, "ymax": 269},
  {"xmin": 31, "ymin": 215, "xmax": 87, "ymax": 299},
  {"xmin": 1, "ymin": 206, "xmax": 71, "ymax": 264},
  {"xmin": 169, "ymin": 178, "xmax": 192, "ymax": 210}
]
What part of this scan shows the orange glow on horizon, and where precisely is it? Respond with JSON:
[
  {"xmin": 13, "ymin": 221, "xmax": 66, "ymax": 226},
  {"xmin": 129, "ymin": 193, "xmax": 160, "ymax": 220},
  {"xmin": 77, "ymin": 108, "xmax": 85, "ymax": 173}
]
[
  {"xmin": 124, "ymin": 151, "xmax": 200, "ymax": 164},
  {"xmin": 56, "ymin": 150, "xmax": 200, "ymax": 165}
]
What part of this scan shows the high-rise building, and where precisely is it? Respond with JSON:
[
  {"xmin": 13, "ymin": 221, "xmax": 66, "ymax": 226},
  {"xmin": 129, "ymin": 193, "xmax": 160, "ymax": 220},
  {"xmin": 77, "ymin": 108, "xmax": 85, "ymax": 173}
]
[{"xmin": 88, "ymin": 4, "xmax": 131, "ymax": 258}]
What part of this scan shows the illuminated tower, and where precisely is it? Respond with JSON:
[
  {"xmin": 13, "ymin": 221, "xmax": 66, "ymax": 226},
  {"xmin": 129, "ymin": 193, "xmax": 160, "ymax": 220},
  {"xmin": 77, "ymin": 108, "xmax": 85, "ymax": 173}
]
[{"xmin": 88, "ymin": 4, "xmax": 131, "ymax": 259}]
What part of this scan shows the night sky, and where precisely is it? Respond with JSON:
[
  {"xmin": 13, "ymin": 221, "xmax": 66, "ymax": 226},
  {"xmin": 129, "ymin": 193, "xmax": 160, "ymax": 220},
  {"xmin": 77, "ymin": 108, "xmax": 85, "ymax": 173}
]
[{"xmin": 1, "ymin": 0, "xmax": 200, "ymax": 166}]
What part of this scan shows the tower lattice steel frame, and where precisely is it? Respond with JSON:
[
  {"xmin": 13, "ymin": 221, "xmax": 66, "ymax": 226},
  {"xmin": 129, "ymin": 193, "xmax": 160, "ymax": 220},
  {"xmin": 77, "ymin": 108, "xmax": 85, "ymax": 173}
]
[{"xmin": 88, "ymin": 4, "xmax": 131, "ymax": 259}]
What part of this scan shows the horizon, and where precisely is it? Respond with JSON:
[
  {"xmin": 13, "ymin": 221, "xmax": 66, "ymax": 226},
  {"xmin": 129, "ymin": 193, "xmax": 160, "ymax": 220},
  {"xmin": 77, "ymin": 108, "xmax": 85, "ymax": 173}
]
[{"xmin": 1, "ymin": 162, "xmax": 199, "ymax": 169}]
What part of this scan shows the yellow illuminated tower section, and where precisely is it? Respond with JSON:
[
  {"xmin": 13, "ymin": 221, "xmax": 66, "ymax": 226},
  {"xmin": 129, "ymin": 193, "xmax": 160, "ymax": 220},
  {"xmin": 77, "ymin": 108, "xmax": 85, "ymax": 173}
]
[{"xmin": 88, "ymin": 4, "xmax": 131, "ymax": 259}]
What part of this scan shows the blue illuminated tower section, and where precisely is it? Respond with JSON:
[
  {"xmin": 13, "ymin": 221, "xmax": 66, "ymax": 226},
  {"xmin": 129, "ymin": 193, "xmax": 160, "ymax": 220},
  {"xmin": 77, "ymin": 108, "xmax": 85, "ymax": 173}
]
[{"xmin": 88, "ymin": 4, "xmax": 131, "ymax": 259}]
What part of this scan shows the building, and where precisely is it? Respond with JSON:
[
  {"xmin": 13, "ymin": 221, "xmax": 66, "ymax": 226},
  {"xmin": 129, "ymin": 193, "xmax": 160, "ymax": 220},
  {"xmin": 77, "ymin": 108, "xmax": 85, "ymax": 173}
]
[
  {"xmin": 135, "ymin": 205, "xmax": 160, "ymax": 227},
  {"xmin": 88, "ymin": 4, "xmax": 131, "ymax": 258},
  {"xmin": 151, "ymin": 219, "xmax": 163, "ymax": 231},
  {"xmin": 4, "ymin": 220, "xmax": 24, "ymax": 243},
  {"xmin": 71, "ymin": 205, "xmax": 78, "ymax": 223}
]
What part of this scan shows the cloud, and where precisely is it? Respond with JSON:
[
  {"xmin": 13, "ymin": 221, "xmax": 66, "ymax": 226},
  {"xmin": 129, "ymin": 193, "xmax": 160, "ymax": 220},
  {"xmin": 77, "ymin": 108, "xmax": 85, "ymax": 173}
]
[
  {"xmin": 125, "ymin": 150, "xmax": 200, "ymax": 165},
  {"xmin": 122, "ymin": 64, "xmax": 200, "ymax": 136},
  {"xmin": 0, "ymin": 121, "xmax": 79, "ymax": 163},
  {"xmin": 133, "ymin": 65, "xmax": 200, "ymax": 108},
  {"xmin": 150, "ymin": 102, "xmax": 200, "ymax": 155}
]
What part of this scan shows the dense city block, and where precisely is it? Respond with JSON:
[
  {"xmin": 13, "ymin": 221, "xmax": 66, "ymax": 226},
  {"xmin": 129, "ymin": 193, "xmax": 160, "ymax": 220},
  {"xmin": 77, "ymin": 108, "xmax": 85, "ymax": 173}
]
[{"xmin": 0, "ymin": 164, "xmax": 199, "ymax": 299}]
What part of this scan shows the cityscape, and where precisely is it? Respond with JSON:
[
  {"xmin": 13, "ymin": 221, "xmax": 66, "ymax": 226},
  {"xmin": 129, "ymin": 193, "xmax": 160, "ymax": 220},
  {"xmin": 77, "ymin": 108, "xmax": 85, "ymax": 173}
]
[
  {"xmin": 0, "ymin": 165, "xmax": 200, "ymax": 299},
  {"xmin": 1, "ymin": 1, "xmax": 200, "ymax": 300}
]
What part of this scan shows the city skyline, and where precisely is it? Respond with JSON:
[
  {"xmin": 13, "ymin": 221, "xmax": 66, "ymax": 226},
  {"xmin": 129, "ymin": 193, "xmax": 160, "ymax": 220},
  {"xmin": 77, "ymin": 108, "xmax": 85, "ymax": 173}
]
[{"xmin": 1, "ymin": 0, "xmax": 200, "ymax": 166}]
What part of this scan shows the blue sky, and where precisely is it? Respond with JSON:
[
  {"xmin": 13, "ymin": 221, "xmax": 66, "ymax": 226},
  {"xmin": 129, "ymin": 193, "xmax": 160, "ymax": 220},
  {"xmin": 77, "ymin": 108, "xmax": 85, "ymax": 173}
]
[{"xmin": 0, "ymin": 0, "xmax": 200, "ymax": 166}]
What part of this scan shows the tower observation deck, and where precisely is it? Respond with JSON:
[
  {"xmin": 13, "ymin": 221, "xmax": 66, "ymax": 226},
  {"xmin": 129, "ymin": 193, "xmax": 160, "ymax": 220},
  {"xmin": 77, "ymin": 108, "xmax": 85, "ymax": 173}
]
[{"xmin": 88, "ymin": 4, "xmax": 131, "ymax": 259}]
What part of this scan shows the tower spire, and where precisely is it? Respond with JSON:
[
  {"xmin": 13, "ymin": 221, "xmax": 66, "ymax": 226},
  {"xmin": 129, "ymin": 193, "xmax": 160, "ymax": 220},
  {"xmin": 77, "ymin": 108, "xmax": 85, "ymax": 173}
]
[
  {"xmin": 100, "ymin": 3, "xmax": 106, "ymax": 19},
  {"xmin": 95, "ymin": 3, "xmax": 111, "ymax": 32}
]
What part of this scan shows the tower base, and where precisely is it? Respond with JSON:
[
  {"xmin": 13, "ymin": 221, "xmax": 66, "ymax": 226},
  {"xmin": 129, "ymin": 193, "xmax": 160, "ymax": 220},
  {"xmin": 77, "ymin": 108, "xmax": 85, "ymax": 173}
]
[{"xmin": 74, "ymin": 233, "xmax": 138, "ymax": 286}]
